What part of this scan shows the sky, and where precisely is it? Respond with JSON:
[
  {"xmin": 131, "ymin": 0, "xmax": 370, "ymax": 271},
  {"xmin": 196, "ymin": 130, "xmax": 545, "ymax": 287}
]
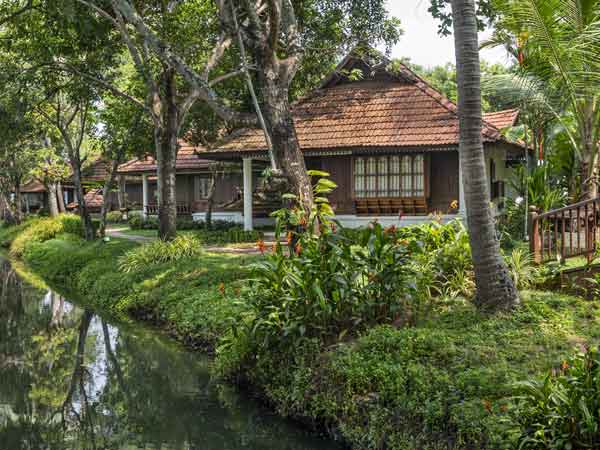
[{"xmin": 385, "ymin": 0, "xmax": 512, "ymax": 68}]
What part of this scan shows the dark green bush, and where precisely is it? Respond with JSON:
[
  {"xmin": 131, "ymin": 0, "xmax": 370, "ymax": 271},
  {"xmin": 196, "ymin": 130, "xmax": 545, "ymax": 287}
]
[
  {"xmin": 106, "ymin": 211, "xmax": 125, "ymax": 224},
  {"xmin": 513, "ymin": 347, "xmax": 600, "ymax": 450},
  {"xmin": 195, "ymin": 228, "xmax": 263, "ymax": 245}
]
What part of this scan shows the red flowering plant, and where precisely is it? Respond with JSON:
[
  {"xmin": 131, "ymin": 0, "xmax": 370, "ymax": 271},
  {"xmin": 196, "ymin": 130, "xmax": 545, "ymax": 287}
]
[{"xmin": 235, "ymin": 171, "xmax": 425, "ymax": 351}]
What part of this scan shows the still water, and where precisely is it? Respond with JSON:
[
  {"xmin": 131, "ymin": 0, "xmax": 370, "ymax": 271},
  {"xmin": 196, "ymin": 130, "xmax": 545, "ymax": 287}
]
[{"xmin": 0, "ymin": 258, "xmax": 338, "ymax": 450}]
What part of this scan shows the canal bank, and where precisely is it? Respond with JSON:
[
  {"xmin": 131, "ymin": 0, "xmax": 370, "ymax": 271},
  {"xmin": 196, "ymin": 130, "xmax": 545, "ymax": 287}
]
[{"xmin": 3, "ymin": 217, "xmax": 600, "ymax": 449}]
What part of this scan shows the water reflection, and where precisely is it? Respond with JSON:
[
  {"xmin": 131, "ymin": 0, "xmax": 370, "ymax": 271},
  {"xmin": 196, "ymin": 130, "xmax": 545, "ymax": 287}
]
[{"xmin": 0, "ymin": 259, "xmax": 337, "ymax": 450}]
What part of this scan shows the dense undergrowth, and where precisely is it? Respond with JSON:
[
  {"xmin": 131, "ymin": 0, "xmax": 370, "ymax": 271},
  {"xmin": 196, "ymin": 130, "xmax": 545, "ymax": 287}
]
[{"xmin": 2, "ymin": 202, "xmax": 600, "ymax": 449}]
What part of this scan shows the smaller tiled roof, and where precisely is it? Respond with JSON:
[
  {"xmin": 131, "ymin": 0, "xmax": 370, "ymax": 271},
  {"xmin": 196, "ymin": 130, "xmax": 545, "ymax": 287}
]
[
  {"xmin": 81, "ymin": 159, "xmax": 111, "ymax": 182},
  {"xmin": 118, "ymin": 140, "xmax": 211, "ymax": 174},
  {"xmin": 21, "ymin": 181, "xmax": 46, "ymax": 193},
  {"xmin": 483, "ymin": 109, "xmax": 520, "ymax": 130},
  {"xmin": 67, "ymin": 189, "xmax": 104, "ymax": 210}
]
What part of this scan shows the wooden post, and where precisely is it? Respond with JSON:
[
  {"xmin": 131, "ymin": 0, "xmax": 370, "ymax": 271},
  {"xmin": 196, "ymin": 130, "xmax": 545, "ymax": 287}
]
[{"xmin": 529, "ymin": 205, "xmax": 541, "ymax": 264}]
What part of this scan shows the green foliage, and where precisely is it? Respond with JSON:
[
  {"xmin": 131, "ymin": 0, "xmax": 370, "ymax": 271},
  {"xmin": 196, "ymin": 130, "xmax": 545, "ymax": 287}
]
[
  {"xmin": 504, "ymin": 247, "xmax": 539, "ymax": 290},
  {"xmin": 514, "ymin": 347, "xmax": 600, "ymax": 450},
  {"xmin": 195, "ymin": 228, "xmax": 263, "ymax": 245},
  {"xmin": 10, "ymin": 215, "xmax": 84, "ymax": 257},
  {"xmin": 106, "ymin": 211, "xmax": 126, "ymax": 224},
  {"xmin": 227, "ymin": 172, "xmax": 426, "ymax": 356},
  {"xmin": 118, "ymin": 234, "xmax": 203, "ymax": 273}
]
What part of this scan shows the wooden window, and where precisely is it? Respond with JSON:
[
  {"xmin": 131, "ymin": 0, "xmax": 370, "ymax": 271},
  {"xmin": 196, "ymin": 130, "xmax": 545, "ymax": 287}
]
[
  {"xmin": 354, "ymin": 155, "xmax": 426, "ymax": 198},
  {"xmin": 194, "ymin": 176, "xmax": 211, "ymax": 201}
]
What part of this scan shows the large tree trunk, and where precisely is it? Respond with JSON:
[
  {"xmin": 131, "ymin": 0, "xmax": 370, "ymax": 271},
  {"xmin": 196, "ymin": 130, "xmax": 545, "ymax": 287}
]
[
  {"xmin": 68, "ymin": 151, "xmax": 95, "ymax": 241},
  {"xmin": 451, "ymin": 0, "xmax": 519, "ymax": 311},
  {"xmin": 118, "ymin": 176, "xmax": 126, "ymax": 210},
  {"xmin": 99, "ymin": 158, "xmax": 121, "ymax": 238},
  {"xmin": 12, "ymin": 179, "xmax": 22, "ymax": 224},
  {"xmin": 47, "ymin": 182, "xmax": 60, "ymax": 218},
  {"xmin": 156, "ymin": 69, "xmax": 178, "ymax": 241},
  {"xmin": 57, "ymin": 182, "xmax": 66, "ymax": 213},
  {"xmin": 205, "ymin": 174, "xmax": 217, "ymax": 230},
  {"xmin": 255, "ymin": 58, "xmax": 313, "ymax": 213}
]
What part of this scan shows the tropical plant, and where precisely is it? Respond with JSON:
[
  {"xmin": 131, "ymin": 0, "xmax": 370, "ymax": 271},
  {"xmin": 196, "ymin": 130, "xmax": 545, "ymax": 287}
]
[
  {"xmin": 450, "ymin": 0, "xmax": 519, "ymax": 311},
  {"xmin": 118, "ymin": 235, "xmax": 203, "ymax": 273},
  {"xmin": 504, "ymin": 247, "xmax": 539, "ymax": 290},
  {"xmin": 513, "ymin": 347, "xmax": 600, "ymax": 449},
  {"xmin": 233, "ymin": 172, "xmax": 423, "ymax": 351},
  {"xmin": 484, "ymin": 0, "xmax": 600, "ymax": 199}
]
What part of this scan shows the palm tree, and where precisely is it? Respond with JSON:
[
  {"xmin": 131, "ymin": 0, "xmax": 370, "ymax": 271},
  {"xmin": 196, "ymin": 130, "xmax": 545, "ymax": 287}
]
[
  {"xmin": 483, "ymin": 0, "xmax": 600, "ymax": 199},
  {"xmin": 451, "ymin": 0, "xmax": 520, "ymax": 311}
]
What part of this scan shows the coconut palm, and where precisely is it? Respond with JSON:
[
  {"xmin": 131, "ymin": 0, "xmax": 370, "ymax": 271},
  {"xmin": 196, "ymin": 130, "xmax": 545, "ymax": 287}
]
[
  {"xmin": 451, "ymin": 0, "xmax": 520, "ymax": 310},
  {"xmin": 483, "ymin": 0, "xmax": 600, "ymax": 199}
]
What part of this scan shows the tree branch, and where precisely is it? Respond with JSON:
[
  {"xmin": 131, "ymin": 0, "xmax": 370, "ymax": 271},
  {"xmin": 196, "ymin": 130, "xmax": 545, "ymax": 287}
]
[
  {"xmin": 112, "ymin": 0, "xmax": 257, "ymax": 126},
  {"xmin": 58, "ymin": 63, "xmax": 149, "ymax": 112}
]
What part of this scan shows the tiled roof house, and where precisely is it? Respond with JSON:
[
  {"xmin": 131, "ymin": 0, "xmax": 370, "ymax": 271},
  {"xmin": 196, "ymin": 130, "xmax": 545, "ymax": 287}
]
[
  {"xmin": 192, "ymin": 48, "xmax": 525, "ymax": 228},
  {"xmin": 116, "ymin": 47, "xmax": 525, "ymax": 228}
]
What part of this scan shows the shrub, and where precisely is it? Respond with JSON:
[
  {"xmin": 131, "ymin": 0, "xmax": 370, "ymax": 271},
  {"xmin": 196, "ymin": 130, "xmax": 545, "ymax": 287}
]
[
  {"xmin": 228, "ymin": 171, "xmax": 424, "ymax": 354},
  {"xmin": 196, "ymin": 228, "xmax": 263, "ymax": 245},
  {"xmin": 10, "ymin": 214, "xmax": 84, "ymax": 257},
  {"xmin": 118, "ymin": 234, "xmax": 203, "ymax": 273},
  {"xmin": 513, "ymin": 347, "xmax": 600, "ymax": 449},
  {"xmin": 504, "ymin": 247, "xmax": 539, "ymax": 290},
  {"xmin": 106, "ymin": 211, "xmax": 125, "ymax": 224}
]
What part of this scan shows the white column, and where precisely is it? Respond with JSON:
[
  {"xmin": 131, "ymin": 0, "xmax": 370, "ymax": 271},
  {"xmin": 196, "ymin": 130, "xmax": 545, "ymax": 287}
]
[
  {"xmin": 458, "ymin": 151, "xmax": 466, "ymax": 218},
  {"xmin": 243, "ymin": 158, "xmax": 253, "ymax": 231},
  {"xmin": 142, "ymin": 174, "xmax": 149, "ymax": 219}
]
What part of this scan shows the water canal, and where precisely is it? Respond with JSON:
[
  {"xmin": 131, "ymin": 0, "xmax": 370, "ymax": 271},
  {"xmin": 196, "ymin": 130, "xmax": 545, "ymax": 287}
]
[{"xmin": 0, "ymin": 257, "xmax": 338, "ymax": 450}]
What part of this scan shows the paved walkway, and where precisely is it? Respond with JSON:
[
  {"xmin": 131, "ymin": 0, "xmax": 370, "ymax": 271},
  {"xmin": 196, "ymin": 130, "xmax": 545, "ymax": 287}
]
[
  {"xmin": 105, "ymin": 226, "xmax": 276, "ymax": 255},
  {"xmin": 106, "ymin": 227, "xmax": 155, "ymax": 243}
]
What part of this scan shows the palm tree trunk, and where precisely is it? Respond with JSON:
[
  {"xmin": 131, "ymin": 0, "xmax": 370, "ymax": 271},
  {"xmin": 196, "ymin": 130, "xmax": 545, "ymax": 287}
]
[{"xmin": 451, "ymin": 0, "xmax": 519, "ymax": 311}]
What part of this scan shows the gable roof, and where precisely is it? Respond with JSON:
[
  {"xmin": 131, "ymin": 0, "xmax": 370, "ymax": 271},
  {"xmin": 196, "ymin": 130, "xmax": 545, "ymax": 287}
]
[
  {"xmin": 118, "ymin": 140, "xmax": 211, "ymax": 174},
  {"xmin": 483, "ymin": 109, "xmax": 520, "ymax": 130},
  {"xmin": 199, "ymin": 48, "xmax": 521, "ymax": 158},
  {"xmin": 81, "ymin": 159, "xmax": 111, "ymax": 182}
]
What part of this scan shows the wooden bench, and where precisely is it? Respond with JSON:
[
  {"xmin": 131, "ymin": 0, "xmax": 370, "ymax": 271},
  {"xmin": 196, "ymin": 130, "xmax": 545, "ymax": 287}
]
[{"xmin": 355, "ymin": 197, "xmax": 428, "ymax": 216}]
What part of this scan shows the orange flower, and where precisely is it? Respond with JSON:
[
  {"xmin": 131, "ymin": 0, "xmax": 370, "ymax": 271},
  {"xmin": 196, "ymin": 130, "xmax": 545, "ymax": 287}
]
[
  {"xmin": 257, "ymin": 239, "xmax": 266, "ymax": 254},
  {"xmin": 483, "ymin": 400, "xmax": 492, "ymax": 413},
  {"xmin": 299, "ymin": 216, "xmax": 307, "ymax": 226},
  {"xmin": 218, "ymin": 282, "xmax": 225, "ymax": 296},
  {"xmin": 295, "ymin": 242, "xmax": 302, "ymax": 255},
  {"xmin": 286, "ymin": 231, "xmax": 293, "ymax": 245},
  {"xmin": 384, "ymin": 225, "xmax": 397, "ymax": 235}
]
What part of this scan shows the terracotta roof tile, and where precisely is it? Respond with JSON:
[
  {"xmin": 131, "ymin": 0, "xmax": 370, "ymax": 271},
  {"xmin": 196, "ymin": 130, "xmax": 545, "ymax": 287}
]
[
  {"xmin": 483, "ymin": 109, "xmax": 520, "ymax": 130},
  {"xmin": 204, "ymin": 78, "xmax": 514, "ymax": 156},
  {"xmin": 81, "ymin": 159, "xmax": 111, "ymax": 182},
  {"xmin": 118, "ymin": 140, "xmax": 211, "ymax": 174}
]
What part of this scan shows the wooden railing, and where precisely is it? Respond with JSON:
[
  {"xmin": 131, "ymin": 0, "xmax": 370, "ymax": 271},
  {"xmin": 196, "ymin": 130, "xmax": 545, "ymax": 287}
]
[
  {"xmin": 144, "ymin": 203, "xmax": 192, "ymax": 216},
  {"xmin": 530, "ymin": 198, "xmax": 600, "ymax": 264}
]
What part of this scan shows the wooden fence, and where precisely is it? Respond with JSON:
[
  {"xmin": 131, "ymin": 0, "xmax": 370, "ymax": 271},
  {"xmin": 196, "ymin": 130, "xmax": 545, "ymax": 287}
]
[{"xmin": 530, "ymin": 198, "xmax": 600, "ymax": 264}]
